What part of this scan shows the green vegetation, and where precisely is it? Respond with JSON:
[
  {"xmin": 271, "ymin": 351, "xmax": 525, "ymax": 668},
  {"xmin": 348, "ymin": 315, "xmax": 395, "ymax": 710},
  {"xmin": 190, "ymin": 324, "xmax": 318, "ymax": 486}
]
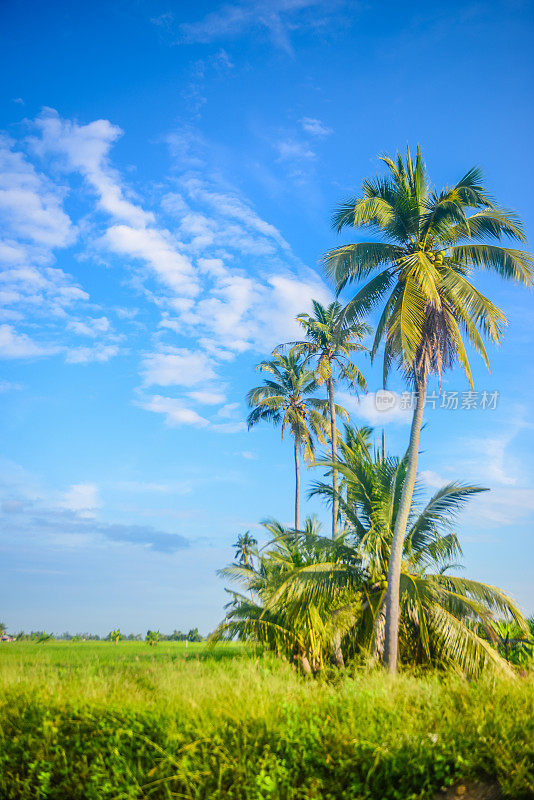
[
  {"xmin": 325, "ymin": 147, "xmax": 533, "ymax": 672},
  {"xmin": 215, "ymin": 425, "xmax": 529, "ymax": 676},
  {"xmin": 0, "ymin": 641, "xmax": 532, "ymax": 799}
]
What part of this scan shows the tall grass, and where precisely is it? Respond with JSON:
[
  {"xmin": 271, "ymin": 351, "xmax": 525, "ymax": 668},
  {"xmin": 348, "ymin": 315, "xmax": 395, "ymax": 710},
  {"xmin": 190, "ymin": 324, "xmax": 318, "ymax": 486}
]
[{"xmin": 0, "ymin": 642, "xmax": 532, "ymax": 799}]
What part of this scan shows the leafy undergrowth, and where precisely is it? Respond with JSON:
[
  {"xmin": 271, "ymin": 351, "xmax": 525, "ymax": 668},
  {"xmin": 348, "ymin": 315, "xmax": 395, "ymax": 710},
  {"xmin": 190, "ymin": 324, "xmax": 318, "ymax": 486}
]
[{"xmin": 0, "ymin": 642, "xmax": 532, "ymax": 799}]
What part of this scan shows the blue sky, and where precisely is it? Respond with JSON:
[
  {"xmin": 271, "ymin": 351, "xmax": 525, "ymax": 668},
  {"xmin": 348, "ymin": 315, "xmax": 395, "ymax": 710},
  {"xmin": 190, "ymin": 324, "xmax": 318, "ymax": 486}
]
[{"xmin": 0, "ymin": 0, "xmax": 533, "ymax": 636}]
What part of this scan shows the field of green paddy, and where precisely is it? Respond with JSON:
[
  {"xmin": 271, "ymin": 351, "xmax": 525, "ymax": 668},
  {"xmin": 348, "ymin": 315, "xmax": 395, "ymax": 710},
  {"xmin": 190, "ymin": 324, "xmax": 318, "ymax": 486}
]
[{"xmin": 0, "ymin": 641, "xmax": 532, "ymax": 799}]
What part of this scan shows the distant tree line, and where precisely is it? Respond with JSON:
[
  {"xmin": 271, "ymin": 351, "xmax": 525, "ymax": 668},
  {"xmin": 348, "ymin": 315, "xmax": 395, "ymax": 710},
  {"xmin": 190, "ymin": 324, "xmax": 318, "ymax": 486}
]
[{"xmin": 0, "ymin": 624, "xmax": 205, "ymax": 643}]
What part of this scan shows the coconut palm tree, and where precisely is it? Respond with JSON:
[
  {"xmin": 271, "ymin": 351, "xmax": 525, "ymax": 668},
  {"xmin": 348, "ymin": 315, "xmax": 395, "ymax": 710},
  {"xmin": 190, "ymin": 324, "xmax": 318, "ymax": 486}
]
[
  {"xmin": 215, "ymin": 427, "xmax": 527, "ymax": 676},
  {"xmin": 247, "ymin": 349, "xmax": 345, "ymax": 529},
  {"xmin": 108, "ymin": 629, "xmax": 121, "ymax": 645},
  {"xmin": 214, "ymin": 516, "xmax": 360, "ymax": 673},
  {"xmin": 325, "ymin": 147, "xmax": 533, "ymax": 673},
  {"xmin": 308, "ymin": 425, "xmax": 528, "ymax": 674},
  {"xmin": 233, "ymin": 531, "xmax": 258, "ymax": 567},
  {"xmin": 287, "ymin": 300, "xmax": 370, "ymax": 539}
]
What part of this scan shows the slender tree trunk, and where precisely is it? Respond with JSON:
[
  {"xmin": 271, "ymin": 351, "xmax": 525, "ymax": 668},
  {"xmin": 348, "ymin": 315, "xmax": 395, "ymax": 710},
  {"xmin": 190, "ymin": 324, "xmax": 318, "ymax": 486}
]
[
  {"xmin": 299, "ymin": 652, "xmax": 312, "ymax": 675},
  {"xmin": 294, "ymin": 437, "xmax": 300, "ymax": 530},
  {"xmin": 327, "ymin": 374, "xmax": 339, "ymax": 539},
  {"xmin": 332, "ymin": 631, "xmax": 345, "ymax": 668},
  {"xmin": 383, "ymin": 376, "xmax": 427, "ymax": 674},
  {"xmin": 372, "ymin": 596, "xmax": 386, "ymax": 662}
]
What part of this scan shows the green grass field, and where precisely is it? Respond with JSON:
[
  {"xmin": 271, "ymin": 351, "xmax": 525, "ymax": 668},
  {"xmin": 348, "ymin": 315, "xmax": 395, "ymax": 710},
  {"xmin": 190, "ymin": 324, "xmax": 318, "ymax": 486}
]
[{"xmin": 0, "ymin": 641, "xmax": 532, "ymax": 799}]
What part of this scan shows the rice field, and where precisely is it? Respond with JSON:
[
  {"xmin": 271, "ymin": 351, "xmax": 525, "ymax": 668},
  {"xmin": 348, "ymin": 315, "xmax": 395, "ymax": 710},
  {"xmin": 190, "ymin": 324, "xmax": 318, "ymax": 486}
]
[{"xmin": 0, "ymin": 641, "xmax": 532, "ymax": 799}]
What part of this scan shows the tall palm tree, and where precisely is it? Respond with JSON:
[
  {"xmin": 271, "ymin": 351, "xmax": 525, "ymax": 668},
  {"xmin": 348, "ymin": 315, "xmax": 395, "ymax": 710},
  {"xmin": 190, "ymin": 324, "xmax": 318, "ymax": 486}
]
[
  {"xmin": 247, "ymin": 349, "xmax": 342, "ymax": 529},
  {"xmin": 325, "ymin": 147, "xmax": 533, "ymax": 673},
  {"xmin": 288, "ymin": 300, "xmax": 370, "ymax": 539},
  {"xmin": 233, "ymin": 531, "xmax": 258, "ymax": 567}
]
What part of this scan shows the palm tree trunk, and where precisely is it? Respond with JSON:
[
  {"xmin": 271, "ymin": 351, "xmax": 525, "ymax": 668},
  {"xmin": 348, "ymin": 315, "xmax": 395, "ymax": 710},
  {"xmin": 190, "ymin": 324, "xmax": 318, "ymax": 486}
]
[
  {"xmin": 327, "ymin": 374, "xmax": 339, "ymax": 539},
  {"xmin": 294, "ymin": 437, "xmax": 300, "ymax": 530},
  {"xmin": 372, "ymin": 596, "xmax": 386, "ymax": 662},
  {"xmin": 332, "ymin": 631, "xmax": 345, "ymax": 668},
  {"xmin": 383, "ymin": 377, "xmax": 427, "ymax": 674}
]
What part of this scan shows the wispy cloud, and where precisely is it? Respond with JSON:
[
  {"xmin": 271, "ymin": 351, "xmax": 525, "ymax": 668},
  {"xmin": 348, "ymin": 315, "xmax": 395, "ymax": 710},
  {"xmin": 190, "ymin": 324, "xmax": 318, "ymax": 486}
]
[
  {"xmin": 138, "ymin": 395, "xmax": 210, "ymax": 428},
  {"xmin": 141, "ymin": 348, "xmax": 217, "ymax": 388},
  {"xmin": 0, "ymin": 133, "xmax": 74, "ymax": 250},
  {"xmin": 274, "ymin": 139, "xmax": 316, "ymax": 161},
  {"xmin": 0, "ymin": 464, "xmax": 190, "ymax": 553},
  {"xmin": 60, "ymin": 482, "xmax": 100, "ymax": 517},
  {"xmin": 29, "ymin": 109, "xmax": 153, "ymax": 227},
  {"xmin": 300, "ymin": 117, "xmax": 332, "ymax": 137},
  {"xmin": 177, "ymin": 0, "xmax": 342, "ymax": 55},
  {"xmin": 64, "ymin": 343, "xmax": 120, "ymax": 364},
  {"xmin": 0, "ymin": 324, "xmax": 60, "ymax": 359},
  {"xmin": 6, "ymin": 109, "xmax": 332, "ymax": 433},
  {"xmin": 188, "ymin": 389, "xmax": 228, "ymax": 405}
]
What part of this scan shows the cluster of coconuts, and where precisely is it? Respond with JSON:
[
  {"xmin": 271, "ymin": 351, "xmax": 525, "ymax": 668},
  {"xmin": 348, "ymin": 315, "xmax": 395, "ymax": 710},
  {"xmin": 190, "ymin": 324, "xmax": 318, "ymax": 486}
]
[{"xmin": 428, "ymin": 251, "xmax": 444, "ymax": 265}]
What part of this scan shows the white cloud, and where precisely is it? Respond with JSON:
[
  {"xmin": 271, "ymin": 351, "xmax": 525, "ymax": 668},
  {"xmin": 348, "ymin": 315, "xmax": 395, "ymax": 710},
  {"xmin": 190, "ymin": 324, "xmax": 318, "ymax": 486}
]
[
  {"xmin": 139, "ymin": 395, "xmax": 209, "ymax": 428},
  {"xmin": 178, "ymin": 0, "xmax": 331, "ymax": 54},
  {"xmin": 115, "ymin": 306, "xmax": 139, "ymax": 320},
  {"xmin": 175, "ymin": 268, "xmax": 331, "ymax": 358},
  {"xmin": 12, "ymin": 111, "xmax": 334, "ymax": 433},
  {"xmin": 217, "ymin": 402, "xmax": 240, "ymax": 418},
  {"xmin": 103, "ymin": 224, "xmax": 198, "ymax": 297},
  {"xmin": 420, "ymin": 417, "xmax": 534, "ymax": 528},
  {"xmin": 0, "ymin": 380, "xmax": 22, "ymax": 393},
  {"xmin": 212, "ymin": 421, "xmax": 247, "ymax": 433},
  {"xmin": 469, "ymin": 434, "xmax": 517, "ymax": 486},
  {"xmin": 419, "ymin": 470, "xmax": 446, "ymax": 489},
  {"xmin": 188, "ymin": 389, "xmax": 227, "ymax": 405},
  {"xmin": 65, "ymin": 344, "xmax": 119, "ymax": 364},
  {"xmin": 67, "ymin": 316, "xmax": 110, "ymax": 337},
  {"xmin": 468, "ymin": 487, "xmax": 534, "ymax": 526},
  {"xmin": 300, "ymin": 117, "xmax": 332, "ymax": 137},
  {"xmin": 274, "ymin": 139, "xmax": 315, "ymax": 161},
  {"xmin": 179, "ymin": 177, "xmax": 291, "ymax": 251},
  {"xmin": 141, "ymin": 348, "xmax": 216, "ymax": 387},
  {"xmin": 30, "ymin": 109, "xmax": 199, "ymax": 302},
  {"xmin": 0, "ymin": 325, "xmax": 59, "ymax": 359},
  {"xmin": 30, "ymin": 109, "xmax": 152, "ymax": 227},
  {"xmin": 0, "ymin": 132, "xmax": 106, "ymax": 365},
  {"xmin": 60, "ymin": 482, "xmax": 100, "ymax": 517},
  {"xmin": 0, "ymin": 134, "xmax": 74, "ymax": 250}
]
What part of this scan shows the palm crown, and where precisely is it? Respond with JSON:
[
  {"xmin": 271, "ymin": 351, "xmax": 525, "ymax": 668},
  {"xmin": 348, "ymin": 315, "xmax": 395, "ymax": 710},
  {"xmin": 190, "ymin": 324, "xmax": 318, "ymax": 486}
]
[
  {"xmin": 246, "ymin": 349, "xmax": 333, "ymax": 463},
  {"xmin": 287, "ymin": 299, "xmax": 370, "ymax": 539},
  {"xmin": 291, "ymin": 300, "xmax": 369, "ymax": 390},
  {"xmin": 247, "ymin": 349, "xmax": 345, "ymax": 529},
  {"xmin": 325, "ymin": 146, "xmax": 533, "ymax": 387},
  {"xmin": 233, "ymin": 532, "xmax": 258, "ymax": 567}
]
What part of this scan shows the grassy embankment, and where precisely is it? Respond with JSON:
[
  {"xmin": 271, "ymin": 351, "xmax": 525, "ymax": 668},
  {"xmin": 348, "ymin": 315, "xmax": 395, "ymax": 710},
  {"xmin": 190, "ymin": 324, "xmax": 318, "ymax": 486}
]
[{"xmin": 0, "ymin": 641, "xmax": 532, "ymax": 799}]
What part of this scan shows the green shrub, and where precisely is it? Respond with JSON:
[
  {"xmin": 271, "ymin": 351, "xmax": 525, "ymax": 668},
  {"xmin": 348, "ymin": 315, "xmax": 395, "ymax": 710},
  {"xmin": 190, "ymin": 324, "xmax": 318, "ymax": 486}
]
[{"xmin": 0, "ymin": 642, "xmax": 532, "ymax": 799}]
